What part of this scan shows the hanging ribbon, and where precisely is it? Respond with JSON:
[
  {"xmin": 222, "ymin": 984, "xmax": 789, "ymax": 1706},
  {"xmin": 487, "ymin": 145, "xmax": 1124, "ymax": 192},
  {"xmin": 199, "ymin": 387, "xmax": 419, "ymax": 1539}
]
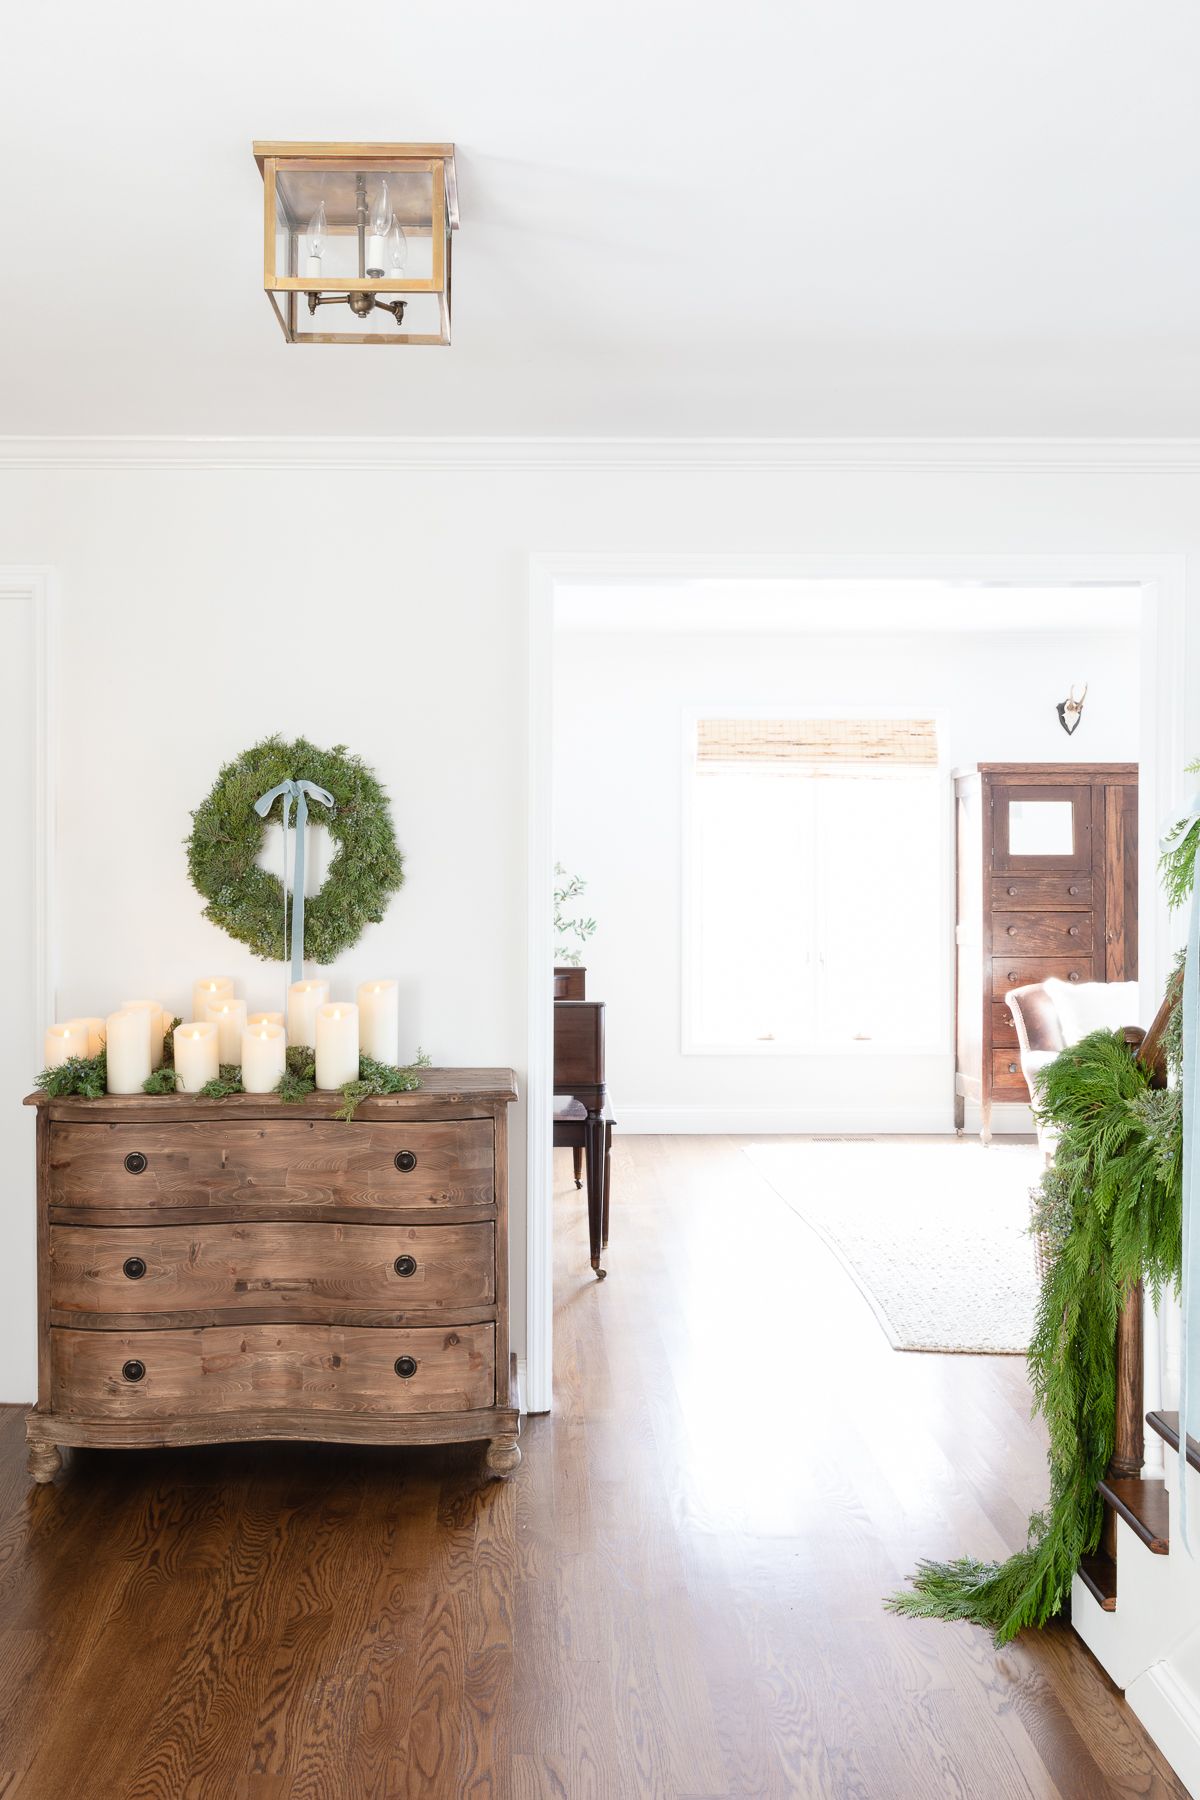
[
  {"xmin": 255, "ymin": 777, "xmax": 336, "ymax": 991},
  {"xmin": 1160, "ymin": 794, "xmax": 1200, "ymax": 1550}
]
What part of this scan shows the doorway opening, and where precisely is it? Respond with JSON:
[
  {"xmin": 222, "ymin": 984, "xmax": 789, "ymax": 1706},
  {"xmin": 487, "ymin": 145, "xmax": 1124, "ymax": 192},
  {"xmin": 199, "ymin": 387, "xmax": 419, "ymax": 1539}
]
[{"xmin": 525, "ymin": 561, "xmax": 1185, "ymax": 1413}]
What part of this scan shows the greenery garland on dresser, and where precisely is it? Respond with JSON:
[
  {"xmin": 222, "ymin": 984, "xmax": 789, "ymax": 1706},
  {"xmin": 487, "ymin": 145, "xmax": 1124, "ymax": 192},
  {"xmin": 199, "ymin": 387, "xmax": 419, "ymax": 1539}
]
[
  {"xmin": 886, "ymin": 816, "xmax": 1197, "ymax": 1643},
  {"xmin": 185, "ymin": 736, "xmax": 404, "ymax": 965}
]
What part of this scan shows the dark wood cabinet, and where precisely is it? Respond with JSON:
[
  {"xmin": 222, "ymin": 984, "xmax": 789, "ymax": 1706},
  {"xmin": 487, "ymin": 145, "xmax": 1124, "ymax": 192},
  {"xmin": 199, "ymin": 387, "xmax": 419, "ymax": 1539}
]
[{"xmin": 954, "ymin": 762, "xmax": 1138, "ymax": 1138}]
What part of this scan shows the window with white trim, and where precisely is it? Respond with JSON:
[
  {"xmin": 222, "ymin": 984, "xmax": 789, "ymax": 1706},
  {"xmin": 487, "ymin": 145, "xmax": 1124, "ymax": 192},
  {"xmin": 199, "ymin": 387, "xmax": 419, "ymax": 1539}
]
[{"xmin": 687, "ymin": 718, "xmax": 943, "ymax": 1050}]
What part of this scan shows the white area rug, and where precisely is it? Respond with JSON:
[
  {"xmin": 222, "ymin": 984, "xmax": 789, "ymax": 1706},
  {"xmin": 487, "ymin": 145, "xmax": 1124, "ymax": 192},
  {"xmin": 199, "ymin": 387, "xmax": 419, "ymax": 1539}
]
[{"xmin": 743, "ymin": 1139, "xmax": 1042, "ymax": 1354}]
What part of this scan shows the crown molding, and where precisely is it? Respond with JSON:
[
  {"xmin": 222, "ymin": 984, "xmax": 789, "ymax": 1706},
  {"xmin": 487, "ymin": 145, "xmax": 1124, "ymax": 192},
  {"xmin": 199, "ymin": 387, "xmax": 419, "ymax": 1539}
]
[{"xmin": 4, "ymin": 435, "xmax": 1200, "ymax": 473}]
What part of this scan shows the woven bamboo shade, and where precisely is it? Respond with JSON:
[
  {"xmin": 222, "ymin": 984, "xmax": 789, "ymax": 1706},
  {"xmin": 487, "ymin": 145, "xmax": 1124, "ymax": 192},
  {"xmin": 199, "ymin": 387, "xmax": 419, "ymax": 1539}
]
[{"xmin": 696, "ymin": 718, "xmax": 938, "ymax": 767}]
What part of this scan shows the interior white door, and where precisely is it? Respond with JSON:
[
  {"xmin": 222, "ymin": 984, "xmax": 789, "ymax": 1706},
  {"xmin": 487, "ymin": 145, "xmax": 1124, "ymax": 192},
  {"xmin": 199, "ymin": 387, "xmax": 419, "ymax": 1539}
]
[{"xmin": 0, "ymin": 575, "xmax": 51, "ymax": 1402}]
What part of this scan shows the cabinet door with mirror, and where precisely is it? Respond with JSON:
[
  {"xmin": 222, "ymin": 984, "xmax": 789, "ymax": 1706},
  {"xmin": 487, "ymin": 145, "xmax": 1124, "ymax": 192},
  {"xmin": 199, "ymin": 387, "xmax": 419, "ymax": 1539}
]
[{"xmin": 993, "ymin": 783, "xmax": 1092, "ymax": 873}]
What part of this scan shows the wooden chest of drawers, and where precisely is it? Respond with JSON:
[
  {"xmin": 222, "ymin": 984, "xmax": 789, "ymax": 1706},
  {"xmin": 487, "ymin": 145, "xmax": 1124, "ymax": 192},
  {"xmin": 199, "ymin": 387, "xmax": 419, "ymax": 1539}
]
[{"xmin": 22, "ymin": 1069, "xmax": 521, "ymax": 1482}]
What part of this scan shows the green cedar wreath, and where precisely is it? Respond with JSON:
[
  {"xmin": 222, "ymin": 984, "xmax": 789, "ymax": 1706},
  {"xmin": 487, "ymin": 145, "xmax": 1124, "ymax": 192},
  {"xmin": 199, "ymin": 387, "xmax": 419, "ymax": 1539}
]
[{"xmin": 186, "ymin": 736, "xmax": 404, "ymax": 964}]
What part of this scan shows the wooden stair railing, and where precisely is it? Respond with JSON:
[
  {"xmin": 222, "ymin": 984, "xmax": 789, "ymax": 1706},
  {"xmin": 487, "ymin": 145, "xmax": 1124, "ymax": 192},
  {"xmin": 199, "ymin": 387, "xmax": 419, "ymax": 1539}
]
[{"xmin": 1088, "ymin": 975, "xmax": 1181, "ymax": 1602}]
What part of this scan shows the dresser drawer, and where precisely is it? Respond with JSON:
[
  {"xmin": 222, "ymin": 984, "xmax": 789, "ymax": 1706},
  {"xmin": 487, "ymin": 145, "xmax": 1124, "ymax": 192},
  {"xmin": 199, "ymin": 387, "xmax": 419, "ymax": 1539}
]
[
  {"xmin": 50, "ymin": 1321, "xmax": 495, "ymax": 1418},
  {"xmin": 990, "ymin": 955, "xmax": 1094, "ymax": 999},
  {"xmin": 47, "ymin": 1119, "xmax": 495, "ymax": 1217},
  {"xmin": 991, "ymin": 912, "xmax": 1093, "ymax": 956},
  {"xmin": 49, "ymin": 1221, "xmax": 495, "ymax": 1320},
  {"xmin": 990, "ymin": 875, "xmax": 1093, "ymax": 911},
  {"xmin": 991, "ymin": 1049, "xmax": 1028, "ymax": 1096},
  {"xmin": 992, "ymin": 1002, "xmax": 1018, "ymax": 1048}
]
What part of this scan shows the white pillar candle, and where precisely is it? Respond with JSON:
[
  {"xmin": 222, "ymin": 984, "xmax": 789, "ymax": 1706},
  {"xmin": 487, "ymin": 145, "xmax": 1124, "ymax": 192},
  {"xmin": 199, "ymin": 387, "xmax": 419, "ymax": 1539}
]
[
  {"xmin": 204, "ymin": 996, "xmax": 247, "ymax": 1063},
  {"xmin": 173, "ymin": 1021, "xmax": 219, "ymax": 1093},
  {"xmin": 71, "ymin": 1016, "xmax": 107, "ymax": 1057},
  {"xmin": 315, "ymin": 1001, "xmax": 359, "ymax": 1089},
  {"xmin": 44, "ymin": 1022, "xmax": 91, "ymax": 1068},
  {"xmin": 106, "ymin": 1009, "xmax": 153, "ymax": 1094},
  {"xmin": 193, "ymin": 977, "xmax": 233, "ymax": 1023},
  {"xmin": 366, "ymin": 232, "xmax": 387, "ymax": 276},
  {"xmin": 247, "ymin": 1011, "xmax": 285, "ymax": 1032},
  {"xmin": 122, "ymin": 999, "xmax": 165, "ymax": 1070},
  {"xmin": 287, "ymin": 979, "xmax": 329, "ymax": 1048},
  {"xmin": 357, "ymin": 980, "xmax": 399, "ymax": 1064},
  {"xmin": 241, "ymin": 1021, "xmax": 286, "ymax": 1094}
]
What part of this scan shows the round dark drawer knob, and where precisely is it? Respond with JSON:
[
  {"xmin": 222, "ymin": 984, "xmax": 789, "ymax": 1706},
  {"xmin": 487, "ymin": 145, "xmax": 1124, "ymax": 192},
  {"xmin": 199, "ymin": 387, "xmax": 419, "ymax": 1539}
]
[
  {"xmin": 394, "ymin": 1355, "xmax": 418, "ymax": 1379},
  {"xmin": 1069, "ymin": 971, "xmax": 1080, "ymax": 982},
  {"xmin": 394, "ymin": 1151, "xmax": 418, "ymax": 1173},
  {"xmin": 1068, "ymin": 885, "xmax": 1080, "ymax": 896},
  {"xmin": 123, "ymin": 1152, "xmax": 147, "ymax": 1175},
  {"xmin": 394, "ymin": 1254, "xmax": 417, "ymax": 1277},
  {"xmin": 1007, "ymin": 886, "xmax": 1018, "ymax": 896},
  {"xmin": 1068, "ymin": 925, "xmax": 1080, "ymax": 937},
  {"xmin": 1008, "ymin": 1061, "xmax": 1018, "ymax": 1074},
  {"xmin": 1007, "ymin": 925, "xmax": 1017, "ymax": 936},
  {"xmin": 121, "ymin": 1359, "xmax": 146, "ymax": 1383},
  {"xmin": 122, "ymin": 1257, "xmax": 147, "ymax": 1281},
  {"xmin": 1008, "ymin": 970, "xmax": 1018, "ymax": 982}
]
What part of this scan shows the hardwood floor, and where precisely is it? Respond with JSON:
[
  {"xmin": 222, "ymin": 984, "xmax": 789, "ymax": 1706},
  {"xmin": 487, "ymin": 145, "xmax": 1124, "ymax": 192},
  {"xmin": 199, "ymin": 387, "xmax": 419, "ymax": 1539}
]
[{"xmin": 0, "ymin": 1134, "xmax": 1189, "ymax": 1798}]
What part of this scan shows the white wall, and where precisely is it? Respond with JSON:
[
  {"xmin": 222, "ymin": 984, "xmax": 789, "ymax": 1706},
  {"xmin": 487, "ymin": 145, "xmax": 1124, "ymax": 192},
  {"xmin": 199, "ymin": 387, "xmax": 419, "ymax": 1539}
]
[
  {"xmin": 0, "ymin": 446, "xmax": 1195, "ymax": 1401},
  {"xmin": 552, "ymin": 624, "xmax": 1141, "ymax": 1131}
]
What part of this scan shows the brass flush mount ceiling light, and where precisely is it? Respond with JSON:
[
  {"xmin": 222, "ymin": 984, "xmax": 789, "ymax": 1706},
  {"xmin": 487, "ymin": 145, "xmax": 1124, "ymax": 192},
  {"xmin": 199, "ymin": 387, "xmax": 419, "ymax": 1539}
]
[{"xmin": 253, "ymin": 142, "xmax": 459, "ymax": 345}]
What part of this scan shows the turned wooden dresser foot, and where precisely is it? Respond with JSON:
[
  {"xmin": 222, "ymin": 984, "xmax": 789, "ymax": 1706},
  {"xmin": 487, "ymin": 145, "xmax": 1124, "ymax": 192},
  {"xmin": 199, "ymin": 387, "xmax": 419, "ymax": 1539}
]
[
  {"xmin": 485, "ymin": 1434, "xmax": 522, "ymax": 1478},
  {"xmin": 27, "ymin": 1441, "xmax": 61, "ymax": 1484}
]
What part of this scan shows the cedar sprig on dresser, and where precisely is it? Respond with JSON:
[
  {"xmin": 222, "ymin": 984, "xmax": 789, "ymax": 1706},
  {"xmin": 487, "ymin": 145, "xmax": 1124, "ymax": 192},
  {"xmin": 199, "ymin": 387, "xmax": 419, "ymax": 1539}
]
[{"xmin": 34, "ymin": 1051, "xmax": 108, "ymax": 1100}]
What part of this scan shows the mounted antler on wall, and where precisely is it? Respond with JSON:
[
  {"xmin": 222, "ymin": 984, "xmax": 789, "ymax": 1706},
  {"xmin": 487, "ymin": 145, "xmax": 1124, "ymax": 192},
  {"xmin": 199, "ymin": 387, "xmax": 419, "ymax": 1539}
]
[{"xmin": 1057, "ymin": 683, "xmax": 1088, "ymax": 735}]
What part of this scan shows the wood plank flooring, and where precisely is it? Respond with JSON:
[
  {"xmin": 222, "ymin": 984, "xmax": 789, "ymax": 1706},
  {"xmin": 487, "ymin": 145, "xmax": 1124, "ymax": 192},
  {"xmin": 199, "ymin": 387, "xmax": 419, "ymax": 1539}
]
[{"xmin": 0, "ymin": 1134, "xmax": 1189, "ymax": 1798}]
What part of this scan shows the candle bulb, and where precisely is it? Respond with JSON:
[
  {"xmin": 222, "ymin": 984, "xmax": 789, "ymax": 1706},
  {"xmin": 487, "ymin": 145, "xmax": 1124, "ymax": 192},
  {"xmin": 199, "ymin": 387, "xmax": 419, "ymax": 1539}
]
[
  {"xmin": 315, "ymin": 1001, "xmax": 359, "ymax": 1089},
  {"xmin": 204, "ymin": 996, "xmax": 247, "ymax": 1063},
  {"xmin": 72, "ymin": 1017, "xmax": 106, "ymax": 1057},
  {"xmin": 44, "ymin": 1022, "xmax": 90, "ymax": 1068},
  {"xmin": 192, "ymin": 977, "xmax": 233, "ymax": 1023},
  {"xmin": 357, "ymin": 979, "xmax": 399, "ymax": 1064},
  {"xmin": 287, "ymin": 979, "xmax": 329, "ymax": 1048},
  {"xmin": 106, "ymin": 1009, "xmax": 153, "ymax": 1094},
  {"xmin": 241, "ymin": 1021, "xmax": 286, "ymax": 1094},
  {"xmin": 173, "ymin": 1021, "xmax": 219, "ymax": 1093},
  {"xmin": 122, "ymin": 999, "xmax": 165, "ymax": 1070}
]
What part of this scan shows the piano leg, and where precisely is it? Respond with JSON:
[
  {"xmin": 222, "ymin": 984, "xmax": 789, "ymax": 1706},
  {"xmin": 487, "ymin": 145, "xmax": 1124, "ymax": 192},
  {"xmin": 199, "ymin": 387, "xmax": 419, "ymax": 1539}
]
[{"xmin": 585, "ymin": 1109, "xmax": 607, "ymax": 1279}]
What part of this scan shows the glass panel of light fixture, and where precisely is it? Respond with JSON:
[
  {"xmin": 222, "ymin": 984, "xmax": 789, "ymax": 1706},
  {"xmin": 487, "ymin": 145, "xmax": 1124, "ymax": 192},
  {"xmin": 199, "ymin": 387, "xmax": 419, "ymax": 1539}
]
[
  {"xmin": 273, "ymin": 167, "xmax": 435, "ymax": 284},
  {"xmin": 292, "ymin": 289, "xmax": 445, "ymax": 343}
]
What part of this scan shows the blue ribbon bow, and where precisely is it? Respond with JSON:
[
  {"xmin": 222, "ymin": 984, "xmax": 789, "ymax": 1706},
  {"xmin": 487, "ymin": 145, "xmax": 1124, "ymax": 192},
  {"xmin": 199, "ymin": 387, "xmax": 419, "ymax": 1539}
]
[
  {"xmin": 1160, "ymin": 793, "xmax": 1200, "ymax": 1550},
  {"xmin": 255, "ymin": 777, "xmax": 336, "ymax": 991}
]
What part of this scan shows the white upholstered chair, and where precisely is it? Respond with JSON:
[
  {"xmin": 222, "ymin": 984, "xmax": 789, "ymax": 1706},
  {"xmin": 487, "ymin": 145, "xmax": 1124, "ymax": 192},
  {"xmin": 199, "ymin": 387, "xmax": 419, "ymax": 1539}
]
[{"xmin": 1006, "ymin": 978, "xmax": 1141, "ymax": 1158}]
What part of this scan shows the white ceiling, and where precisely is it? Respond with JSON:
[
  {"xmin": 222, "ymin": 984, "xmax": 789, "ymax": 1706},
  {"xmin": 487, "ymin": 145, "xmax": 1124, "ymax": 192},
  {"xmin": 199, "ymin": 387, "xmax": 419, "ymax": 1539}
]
[
  {"xmin": 6, "ymin": 2, "xmax": 1200, "ymax": 438},
  {"xmin": 554, "ymin": 583, "xmax": 1143, "ymax": 634}
]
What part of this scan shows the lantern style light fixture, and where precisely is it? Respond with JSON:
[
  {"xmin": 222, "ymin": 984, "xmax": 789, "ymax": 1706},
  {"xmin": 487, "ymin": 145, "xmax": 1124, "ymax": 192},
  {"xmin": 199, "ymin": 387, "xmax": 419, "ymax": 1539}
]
[{"xmin": 253, "ymin": 142, "xmax": 459, "ymax": 345}]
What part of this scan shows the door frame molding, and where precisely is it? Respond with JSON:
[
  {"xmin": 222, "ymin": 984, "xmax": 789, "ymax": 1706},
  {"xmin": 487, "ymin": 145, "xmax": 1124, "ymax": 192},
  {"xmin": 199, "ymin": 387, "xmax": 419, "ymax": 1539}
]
[
  {"xmin": 524, "ymin": 551, "xmax": 1187, "ymax": 1415},
  {"xmin": 0, "ymin": 567, "xmax": 56, "ymax": 1052}
]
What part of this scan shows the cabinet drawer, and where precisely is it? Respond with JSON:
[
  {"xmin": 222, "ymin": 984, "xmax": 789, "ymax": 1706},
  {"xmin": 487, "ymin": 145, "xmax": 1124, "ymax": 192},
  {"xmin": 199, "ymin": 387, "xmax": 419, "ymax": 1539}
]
[
  {"xmin": 990, "ymin": 955, "xmax": 1094, "ymax": 1000},
  {"xmin": 48, "ymin": 1120, "xmax": 494, "ymax": 1218},
  {"xmin": 49, "ymin": 1221, "xmax": 494, "ymax": 1320},
  {"xmin": 990, "ymin": 876, "xmax": 1093, "ymax": 911},
  {"xmin": 991, "ymin": 912, "xmax": 1093, "ymax": 956},
  {"xmin": 991, "ymin": 1049, "xmax": 1028, "ymax": 1095},
  {"xmin": 51, "ymin": 1321, "xmax": 495, "ymax": 1419},
  {"xmin": 992, "ymin": 1003, "xmax": 1018, "ymax": 1048}
]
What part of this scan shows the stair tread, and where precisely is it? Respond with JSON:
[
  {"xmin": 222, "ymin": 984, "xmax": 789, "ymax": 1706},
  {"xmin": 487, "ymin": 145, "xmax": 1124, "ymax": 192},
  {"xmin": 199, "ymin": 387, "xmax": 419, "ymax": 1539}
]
[
  {"xmin": 1097, "ymin": 1474, "xmax": 1170, "ymax": 1553},
  {"xmin": 1147, "ymin": 1410, "xmax": 1200, "ymax": 1474},
  {"xmin": 1078, "ymin": 1549, "xmax": 1117, "ymax": 1610}
]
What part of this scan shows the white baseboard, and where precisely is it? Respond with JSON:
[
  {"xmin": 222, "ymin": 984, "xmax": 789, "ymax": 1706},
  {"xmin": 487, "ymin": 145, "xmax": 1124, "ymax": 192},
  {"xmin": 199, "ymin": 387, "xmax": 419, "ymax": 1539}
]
[
  {"xmin": 610, "ymin": 1105, "xmax": 957, "ymax": 1135},
  {"xmin": 961, "ymin": 1100, "xmax": 1037, "ymax": 1137},
  {"xmin": 1127, "ymin": 1661, "xmax": 1200, "ymax": 1800}
]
